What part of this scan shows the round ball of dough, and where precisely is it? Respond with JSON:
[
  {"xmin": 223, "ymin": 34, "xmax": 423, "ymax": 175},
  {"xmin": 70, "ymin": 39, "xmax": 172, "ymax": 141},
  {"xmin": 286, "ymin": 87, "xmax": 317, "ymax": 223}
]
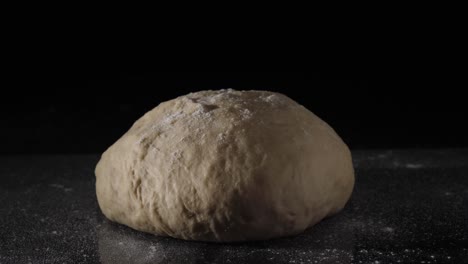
[{"xmin": 95, "ymin": 89, "xmax": 354, "ymax": 242}]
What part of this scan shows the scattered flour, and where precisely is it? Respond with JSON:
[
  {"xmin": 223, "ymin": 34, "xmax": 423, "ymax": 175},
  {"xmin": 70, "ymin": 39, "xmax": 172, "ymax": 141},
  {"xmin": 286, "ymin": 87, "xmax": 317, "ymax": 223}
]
[
  {"xmin": 49, "ymin": 184, "xmax": 73, "ymax": 192},
  {"xmin": 138, "ymin": 89, "xmax": 264, "ymax": 146}
]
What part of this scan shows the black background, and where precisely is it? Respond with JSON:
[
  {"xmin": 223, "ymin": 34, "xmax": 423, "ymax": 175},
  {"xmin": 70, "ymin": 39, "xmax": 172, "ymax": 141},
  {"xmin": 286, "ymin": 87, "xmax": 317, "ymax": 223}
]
[{"xmin": 1, "ymin": 71, "xmax": 466, "ymax": 155}]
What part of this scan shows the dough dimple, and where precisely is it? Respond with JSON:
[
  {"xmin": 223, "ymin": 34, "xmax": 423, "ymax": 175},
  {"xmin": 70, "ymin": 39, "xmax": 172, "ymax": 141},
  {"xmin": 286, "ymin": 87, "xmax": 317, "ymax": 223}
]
[{"xmin": 95, "ymin": 89, "xmax": 355, "ymax": 242}]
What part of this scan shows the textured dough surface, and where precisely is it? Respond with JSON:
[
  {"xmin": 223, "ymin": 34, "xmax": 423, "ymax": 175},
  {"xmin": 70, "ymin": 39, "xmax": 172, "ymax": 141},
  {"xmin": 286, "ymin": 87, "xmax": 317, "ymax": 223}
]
[{"xmin": 95, "ymin": 89, "xmax": 354, "ymax": 242}]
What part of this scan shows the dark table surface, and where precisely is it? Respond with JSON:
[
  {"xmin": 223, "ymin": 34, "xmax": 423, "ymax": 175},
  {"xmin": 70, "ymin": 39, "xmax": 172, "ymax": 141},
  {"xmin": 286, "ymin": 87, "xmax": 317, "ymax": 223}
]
[{"xmin": 0, "ymin": 149, "xmax": 467, "ymax": 263}]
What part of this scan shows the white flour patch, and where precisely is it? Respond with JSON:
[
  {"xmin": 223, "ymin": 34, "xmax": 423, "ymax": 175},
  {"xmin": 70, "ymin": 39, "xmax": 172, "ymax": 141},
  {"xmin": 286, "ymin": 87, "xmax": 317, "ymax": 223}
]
[
  {"xmin": 406, "ymin": 163, "xmax": 424, "ymax": 169},
  {"xmin": 241, "ymin": 108, "xmax": 252, "ymax": 120},
  {"xmin": 382, "ymin": 227, "xmax": 395, "ymax": 232},
  {"xmin": 217, "ymin": 133, "xmax": 227, "ymax": 142},
  {"xmin": 261, "ymin": 94, "xmax": 285, "ymax": 106}
]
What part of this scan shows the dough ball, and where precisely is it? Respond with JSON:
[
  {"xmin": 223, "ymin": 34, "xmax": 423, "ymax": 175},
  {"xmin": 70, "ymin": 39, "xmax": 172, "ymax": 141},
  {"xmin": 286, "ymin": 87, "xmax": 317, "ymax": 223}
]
[{"xmin": 95, "ymin": 89, "xmax": 354, "ymax": 242}]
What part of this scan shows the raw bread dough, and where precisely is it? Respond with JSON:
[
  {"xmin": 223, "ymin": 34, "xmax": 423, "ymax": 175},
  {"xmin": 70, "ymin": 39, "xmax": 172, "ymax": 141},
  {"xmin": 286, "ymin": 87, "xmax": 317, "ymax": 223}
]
[{"xmin": 95, "ymin": 89, "xmax": 354, "ymax": 242}]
